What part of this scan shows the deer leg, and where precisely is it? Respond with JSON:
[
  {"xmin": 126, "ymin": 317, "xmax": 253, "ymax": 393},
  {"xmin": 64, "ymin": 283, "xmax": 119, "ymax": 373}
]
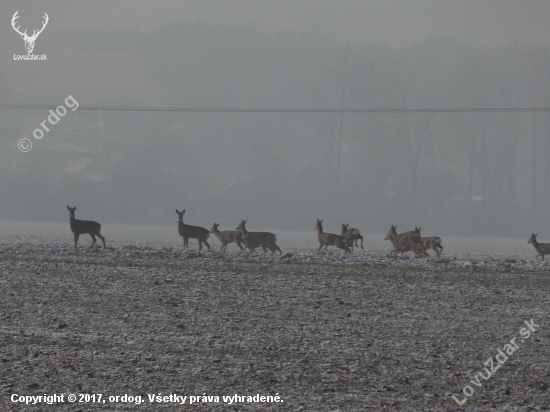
[
  {"xmin": 236, "ymin": 241, "xmax": 244, "ymax": 251},
  {"xmin": 97, "ymin": 233, "xmax": 106, "ymax": 248},
  {"xmin": 261, "ymin": 244, "xmax": 268, "ymax": 253},
  {"xmin": 275, "ymin": 245, "xmax": 282, "ymax": 255},
  {"xmin": 317, "ymin": 244, "xmax": 323, "ymax": 254},
  {"xmin": 90, "ymin": 234, "xmax": 96, "ymax": 248},
  {"xmin": 198, "ymin": 240, "xmax": 203, "ymax": 252},
  {"xmin": 360, "ymin": 236, "xmax": 364, "ymax": 249},
  {"xmin": 203, "ymin": 239, "xmax": 211, "ymax": 251},
  {"xmin": 74, "ymin": 233, "xmax": 79, "ymax": 250}
]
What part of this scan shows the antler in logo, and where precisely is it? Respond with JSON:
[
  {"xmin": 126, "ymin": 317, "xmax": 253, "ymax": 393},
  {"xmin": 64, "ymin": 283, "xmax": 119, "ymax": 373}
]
[{"xmin": 12, "ymin": 10, "xmax": 49, "ymax": 54}]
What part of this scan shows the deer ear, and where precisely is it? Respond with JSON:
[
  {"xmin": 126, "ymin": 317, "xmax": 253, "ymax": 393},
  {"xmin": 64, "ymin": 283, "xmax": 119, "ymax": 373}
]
[
  {"xmin": 67, "ymin": 206, "xmax": 70, "ymax": 210},
  {"xmin": 182, "ymin": 209, "xmax": 185, "ymax": 213},
  {"xmin": 175, "ymin": 209, "xmax": 179, "ymax": 213}
]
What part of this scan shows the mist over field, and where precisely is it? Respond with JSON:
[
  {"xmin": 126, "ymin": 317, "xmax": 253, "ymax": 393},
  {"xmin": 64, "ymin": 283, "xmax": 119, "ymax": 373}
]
[
  {"xmin": 2, "ymin": 3, "xmax": 550, "ymax": 411},
  {"xmin": 2, "ymin": 0, "xmax": 550, "ymax": 238}
]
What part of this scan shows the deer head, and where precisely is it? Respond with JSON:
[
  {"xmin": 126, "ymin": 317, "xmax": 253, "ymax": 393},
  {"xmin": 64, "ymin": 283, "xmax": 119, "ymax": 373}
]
[
  {"xmin": 384, "ymin": 225, "xmax": 397, "ymax": 241},
  {"xmin": 67, "ymin": 205, "xmax": 76, "ymax": 218},
  {"xmin": 12, "ymin": 11, "xmax": 49, "ymax": 54},
  {"xmin": 314, "ymin": 219, "xmax": 323, "ymax": 232},
  {"xmin": 175, "ymin": 209, "xmax": 185, "ymax": 221},
  {"xmin": 236, "ymin": 220, "xmax": 247, "ymax": 231}
]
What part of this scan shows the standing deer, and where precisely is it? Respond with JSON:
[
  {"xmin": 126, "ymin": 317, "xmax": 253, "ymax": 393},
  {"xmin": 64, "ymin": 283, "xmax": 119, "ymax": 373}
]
[
  {"xmin": 67, "ymin": 206, "xmax": 105, "ymax": 250},
  {"xmin": 235, "ymin": 220, "xmax": 282, "ymax": 254},
  {"xmin": 209, "ymin": 223, "xmax": 244, "ymax": 251},
  {"xmin": 176, "ymin": 209, "xmax": 210, "ymax": 252},
  {"xmin": 340, "ymin": 223, "xmax": 364, "ymax": 252},
  {"xmin": 315, "ymin": 219, "xmax": 350, "ymax": 254},
  {"xmin": 528, "ymin": 233, "xmax": 550, "ymax": 260},
  {"xmin": 385, "ymin": 225, "xmax": 420, "ymax": 256}
]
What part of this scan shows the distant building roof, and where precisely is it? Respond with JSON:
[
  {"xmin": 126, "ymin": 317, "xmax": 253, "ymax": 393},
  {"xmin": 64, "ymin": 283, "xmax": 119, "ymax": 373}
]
[{"xmin": 64, "ymin": 157, "xmax": 94, "ymax": 173}]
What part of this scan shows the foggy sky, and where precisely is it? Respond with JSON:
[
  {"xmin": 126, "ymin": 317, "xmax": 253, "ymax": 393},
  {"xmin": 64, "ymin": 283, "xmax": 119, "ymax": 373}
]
[
  {"xmin": 1, "ymin": 0, "xmax": 550, "ymax": 49},
  {"xmin": 2, "ymin": 1, "xmax": 550, "ymax": 237}
]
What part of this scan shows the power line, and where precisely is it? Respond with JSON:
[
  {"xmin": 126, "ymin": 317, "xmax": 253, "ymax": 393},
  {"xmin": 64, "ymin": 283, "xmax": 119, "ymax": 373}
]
[{"xmin": 1, "ymin": 104, "xmax": 550, "ymax": 113}]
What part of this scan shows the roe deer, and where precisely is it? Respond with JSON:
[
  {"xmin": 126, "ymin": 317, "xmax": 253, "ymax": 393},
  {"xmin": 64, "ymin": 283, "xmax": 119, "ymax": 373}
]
[
  {"xmin": 414, "ymin": 231, "xmax": 443, "ymax": 258},
  {"xmin": 315, "ymin": 219, "xmax": 350, "ymax": 254},
  {"xmin": 209, "ymin": 223, "xmax": 244, "ymax": 251},
  {"xmin": 384, "ymin": 225, "xmax": 420, "ymax": 256},
  {"xmin": 176, "ymin": 209, "xmax": 210, "ymax": 252},
  {"xmin": 340, "ymin": 223, "xmax": 364, "ymax": 252},
  {"xmin": 235, "ymin": 220, "xmax": 282, "ymax": 254},
  {"xmin": 528, "ymin": 233, "xmax": 550, "ymax": 260},
  {"xmin": 67, "ymin": 206, "xmax": 105, "ymax": 249}
]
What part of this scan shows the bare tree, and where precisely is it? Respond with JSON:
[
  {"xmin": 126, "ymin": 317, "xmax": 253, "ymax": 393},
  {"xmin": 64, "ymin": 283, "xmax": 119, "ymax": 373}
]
[
  {"xmin": 309, "ymin": 44, "xmax": 363, "ymax": 215},
  {"xmin": 380, "ymin": 51, "xmax": 440, "ymax": 219}
]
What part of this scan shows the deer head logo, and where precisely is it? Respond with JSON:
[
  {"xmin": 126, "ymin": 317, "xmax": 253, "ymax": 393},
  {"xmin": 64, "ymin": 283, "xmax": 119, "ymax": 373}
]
[{"xmin": 12, "ymin": 10, "xmax": 49, "ymax": 54}]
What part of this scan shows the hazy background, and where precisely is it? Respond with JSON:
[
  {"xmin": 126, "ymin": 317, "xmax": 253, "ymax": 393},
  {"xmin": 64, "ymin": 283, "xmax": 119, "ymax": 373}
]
[{"xmin": 1, "ymin": 1, "xmax": 550, "ymax": 240}]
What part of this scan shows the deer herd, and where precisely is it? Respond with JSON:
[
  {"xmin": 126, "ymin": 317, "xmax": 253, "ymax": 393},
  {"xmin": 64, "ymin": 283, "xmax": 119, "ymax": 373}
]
[{"xmin": 66, "ymin": 206, "xmax": 550, "ymax": 260}]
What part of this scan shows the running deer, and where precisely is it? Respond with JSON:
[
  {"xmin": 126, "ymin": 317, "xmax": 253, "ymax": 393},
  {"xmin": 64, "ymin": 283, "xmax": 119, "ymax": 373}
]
[
  {"xmin": 384, "ymin": 225, "xmax": 420, "ymax": 256},
  {"xmin": 340, "ymin": 223, "xmax": 364, "ymax": 252},
  {"xmin": 67, "ymin": 206, "xmax": 105, "ymax": 249},
  {"xmin": 414, "ymin": 231, "xmax": 443, "ymax": 258},
  {"xmin": 176, "ymin": 209, "xmax": 210, "ymax": 251},
  {"xmin": 209, "ymin": 223, "xmax": 244, "ymax": 251},
  {"xmin": 235, "ymin": 220, "xmax": 282, "ymax": 254},
  {"xmin": 315, "ymin": 219, "xmax": 351, "ymax": 254},
  {"xmin": 528, "ymin": 233, "xmax": 550, "ymax": 260}
]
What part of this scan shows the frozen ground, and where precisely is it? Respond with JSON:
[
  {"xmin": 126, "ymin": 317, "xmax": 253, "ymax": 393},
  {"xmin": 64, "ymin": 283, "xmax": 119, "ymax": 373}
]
[{"xmin": 0, "ymin": 223, "xmax": 549, "ymax": 411}]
